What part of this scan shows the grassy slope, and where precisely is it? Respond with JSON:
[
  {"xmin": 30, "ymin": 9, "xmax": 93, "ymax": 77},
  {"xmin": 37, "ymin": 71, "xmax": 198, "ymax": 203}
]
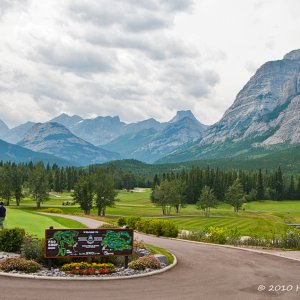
[
  {"xmin": 4, "ymin": 208, "xmax": 86, "ymax": 237},
  {"xmin": 12, "ymin": 189, "xmax": 300, "ymax": 237}
]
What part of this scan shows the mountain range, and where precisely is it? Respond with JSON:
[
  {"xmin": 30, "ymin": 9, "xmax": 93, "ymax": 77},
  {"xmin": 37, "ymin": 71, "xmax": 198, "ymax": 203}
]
[
  {"xmin": 17, "ymin": 122, "xmax": 121, "ymax": 166},
  {"xmin": 0, "ymin": 49, "xmax": 300, "ymax": 167},
  {"xmin": 159, "ymin": 49, "xmax": 300, "ymax": 162}
]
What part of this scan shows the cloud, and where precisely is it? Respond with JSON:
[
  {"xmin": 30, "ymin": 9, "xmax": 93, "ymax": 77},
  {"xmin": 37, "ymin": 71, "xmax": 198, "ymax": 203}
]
[
  {"xmin": 0, "ymin": 0, "xmax": 28, "ymax": 17},
  {"xmin": 0, "ymin": 0, "xmax": 219, "ymax": 127},
  {"xmin": 245, "ymin": 61, "xmax": 259, "ymax": 74},
  {"xmin": 34, "ymin": 41, "xmax": 116, "ymax": 75}
]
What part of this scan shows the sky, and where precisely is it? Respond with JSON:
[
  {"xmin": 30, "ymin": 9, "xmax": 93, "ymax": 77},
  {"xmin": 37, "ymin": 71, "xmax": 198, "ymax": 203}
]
[{"xmin": 0, "ymin": 0, "xmax": 299, "ymax": 128}]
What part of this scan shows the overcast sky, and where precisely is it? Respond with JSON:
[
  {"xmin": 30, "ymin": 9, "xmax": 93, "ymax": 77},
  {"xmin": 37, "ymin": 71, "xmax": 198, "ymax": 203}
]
[{"xmin": 0, "ymin": 0, "xmax": 299, "ymax": 127}]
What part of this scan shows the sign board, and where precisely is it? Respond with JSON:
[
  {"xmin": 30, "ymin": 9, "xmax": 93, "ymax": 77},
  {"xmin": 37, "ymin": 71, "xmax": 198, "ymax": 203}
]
[{"xmin": 45, "ymin": 228, "xmax": 134, "ymax": 258}]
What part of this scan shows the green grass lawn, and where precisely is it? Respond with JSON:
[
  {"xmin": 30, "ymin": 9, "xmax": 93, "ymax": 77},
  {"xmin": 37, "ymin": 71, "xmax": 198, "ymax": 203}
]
[
  {"xmin": 7, "ymin": 188, "xmax": 300, "ymax": 237},
  {"xmin": 4, "ymin": 208, "xmax": 86, "ymax": 237}
]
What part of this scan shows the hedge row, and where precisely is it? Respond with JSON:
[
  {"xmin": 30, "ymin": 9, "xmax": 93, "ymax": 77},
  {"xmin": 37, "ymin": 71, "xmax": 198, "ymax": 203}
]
[{"xmin": 118, "ymin": 217, "xmax": 178, "ymax": 238}]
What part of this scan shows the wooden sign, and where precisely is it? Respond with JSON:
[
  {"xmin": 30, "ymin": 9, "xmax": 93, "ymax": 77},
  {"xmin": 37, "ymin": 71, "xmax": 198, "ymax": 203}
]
[{"xmin": 45, "ymin": 228, "xmax": 134, "ymax": 258}]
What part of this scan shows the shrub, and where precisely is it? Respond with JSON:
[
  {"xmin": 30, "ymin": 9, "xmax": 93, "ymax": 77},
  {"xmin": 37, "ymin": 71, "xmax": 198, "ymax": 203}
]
[
  {"xmin": 61, "ymin": 262, "xmax": 115, "ymax": 275},
  {"xmin": 0, "ymin": 228, "xmax": 26, "ymax": 252},
  {"xmin": 117, "ymin": 217, "xmax": 127, "ymax": 227},
  {"xmin": 134, "ymin": 239, "xmax": 146, "ymax": 249},
  {"xmin": 0, "ymin": 258, "xmax": 41, "ymax": 273},
  {"xmin": 136, "ymin": 219, "xmax": 178, "ymax": 238},
  {"xmin": 21, "ymin": 236, "xmax": 46, "ymax": 264},
  {"xmin": 180, "ymin": 229, "xmax": 206, "ymax": 241},
  {"xmin": 40, "ymin": 208, "xmax": 63, "ymax": 214},
  {"xmin": 98, "ymin": 223, "xmax": 119, "ymax": 229},
  {"xmin": 226, "ymin": 228, "xmax": 242, "ymax": 246},
  {"xmin": 181, "ymin": 227, "xmax": 239, "ymax": 246},
  {"xmin": 128, "ymin": 255, "xmax": 161, "ymax": 270},
  {"xmin": 126, "ymin": 216, "xmax": 141, "ymax": 229},
  {"xmin": 281, "ymin": 229, "xmax": 300, "ymax": 249},
  {"xmin": 205, "ymin": 226, "xmax": 227, "ymax": 244}
]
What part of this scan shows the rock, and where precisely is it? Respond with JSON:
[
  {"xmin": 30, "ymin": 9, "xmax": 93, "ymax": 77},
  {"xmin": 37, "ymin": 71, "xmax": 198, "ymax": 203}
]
[
  {"xmin": 154, "ymin": 254, "xmax": 168, "ymax": 265},
  {"xmin": 135, "ymin": 248, "xmax": 151, "ymax": 257},
  {"xmin": 240, "ymin": 236, "xmax": 252, "ymax": 242},
  {"xmin": 159, "ymin": 48, "xmax": 300, "ymax": 162},
  {"xmin": 18, "ymin": 122, "xmax": 121, "ymax": 166}
]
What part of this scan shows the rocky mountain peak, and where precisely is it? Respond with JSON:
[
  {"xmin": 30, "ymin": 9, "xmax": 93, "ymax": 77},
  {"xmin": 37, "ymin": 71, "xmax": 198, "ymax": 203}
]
[
  {"xmin": 18, "ymin": 122, "xmax": 120, "ymax": 166},
  {"xmin": 50, "ymin": 113, "xmax": 83, "ymax": 128},
  {"xmin": 93, "ymin": 115, "xmax": 121, "ymax": 123},
  {"xmin": 283, "ymin": 49, "xmax": 300, "ymax": 61},
  {"xmin": 169, "ymin": 110, "xmax": 198, "ymax": 123},
  {"xmin": 22, "ymin": 122, "xmax": 72, "ymax": 141}
]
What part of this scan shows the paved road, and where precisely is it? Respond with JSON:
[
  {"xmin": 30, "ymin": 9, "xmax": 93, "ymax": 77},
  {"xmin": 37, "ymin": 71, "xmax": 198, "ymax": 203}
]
[
  {"xmin": 1, "ymin": 215, "xmax": 300, "ymax": 300},
  {"xmin": 38, "ymin": 213, "xmax": 106, "ymax": 228}
]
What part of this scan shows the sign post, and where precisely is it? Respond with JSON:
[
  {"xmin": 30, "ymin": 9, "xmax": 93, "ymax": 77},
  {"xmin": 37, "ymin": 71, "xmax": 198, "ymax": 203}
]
[
  {"xmin": 124, "ymin": 256, "xmax": 129, "ymax": 269},
  {"xmin": 45, "ymin": 228, "xmax": 134, "ymax": 269},
  {"xmin": 48, "ymin": 226, "xmax": 53, "ymax": 270}
]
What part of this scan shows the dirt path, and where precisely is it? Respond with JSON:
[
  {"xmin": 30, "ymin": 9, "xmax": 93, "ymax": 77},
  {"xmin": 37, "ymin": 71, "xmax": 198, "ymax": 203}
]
[{"xmin": 38, "ymin": 212, "xmax": 106, "ymax": 228}]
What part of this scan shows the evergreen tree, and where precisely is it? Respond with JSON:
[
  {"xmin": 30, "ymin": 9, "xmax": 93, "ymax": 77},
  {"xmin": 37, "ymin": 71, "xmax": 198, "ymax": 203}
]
[
  {"xmin": 297, "ymin": 177, "xmax": 300, "ymax": 199},
  {"xmin": 274, "ymin": 167, "xmax": 284, "ymax": 200},
  {"xmin": 152, "ymin": 174, "xmax": 160, "ymax": 189},
  {"xmin": 256, "ymin": 169, "xmax": 264, "ymax": 200},
  {"xmin": 288, "ymin": 175, "xmax": 296, "ymax": 200},
  {"xmin": 0, "ymin": 163, "xmax": 12, "ymax": 206},
  {"xmin": 122, "ymin": 173, "xmax": 136, "ymax": 191}
]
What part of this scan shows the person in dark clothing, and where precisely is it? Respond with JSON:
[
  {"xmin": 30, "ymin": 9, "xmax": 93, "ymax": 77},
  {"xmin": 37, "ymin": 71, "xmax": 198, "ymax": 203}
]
[{"xmin": 0, "ymin": 201, "xmax": 6, "ymax": 229}]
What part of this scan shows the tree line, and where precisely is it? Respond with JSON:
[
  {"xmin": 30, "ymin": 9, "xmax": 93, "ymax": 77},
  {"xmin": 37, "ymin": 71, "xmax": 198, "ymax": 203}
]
[
  {"xmin": 0, "ymin": 161, "xmax": 137, "ymax": 210},
  {"xmin": 0, "ymin": 161, "xmax": 300, "ymax": 214},
  {"xmin": 152, "ymin": 167, "xmax": 300, "ymax": 203},
  {"xmin": 151, "ymin": 167, "xmax": 300, "ymax": 215}
]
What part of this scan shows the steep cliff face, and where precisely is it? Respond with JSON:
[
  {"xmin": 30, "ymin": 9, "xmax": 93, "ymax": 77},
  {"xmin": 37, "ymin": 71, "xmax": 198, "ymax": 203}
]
[
  {"xmin": 263, "ymin": 94, "xmax": 300, "ymax": 145},
  {"xmin": 202, "ymin": 49, "xmax": 300, "ymax": 145},
  {"xmin": 159, "ymin": 49, "xmax": 300, "ymax": 163}
]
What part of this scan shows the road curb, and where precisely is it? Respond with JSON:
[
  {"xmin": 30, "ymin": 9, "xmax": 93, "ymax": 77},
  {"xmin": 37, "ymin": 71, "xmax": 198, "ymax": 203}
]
[
  {"xmin": 136, "ymin": 232, "xmax": 300, "ymax": 263},
  {"xmin": 0, "ymin": 253, "xmax": 177, "ymax": 281}
]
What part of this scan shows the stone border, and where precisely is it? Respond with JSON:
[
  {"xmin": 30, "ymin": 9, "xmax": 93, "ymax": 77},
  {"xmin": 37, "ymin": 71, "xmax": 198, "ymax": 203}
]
[{"xmin": 0, "ymin": 253, "xmax": 177, "ymax": 281}]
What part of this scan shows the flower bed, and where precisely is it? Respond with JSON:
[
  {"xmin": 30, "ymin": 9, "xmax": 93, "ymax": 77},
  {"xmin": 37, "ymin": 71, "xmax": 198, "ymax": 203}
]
[{"xmin": 61, "ymin": 262, "xmax": 115, "ymax": 276}]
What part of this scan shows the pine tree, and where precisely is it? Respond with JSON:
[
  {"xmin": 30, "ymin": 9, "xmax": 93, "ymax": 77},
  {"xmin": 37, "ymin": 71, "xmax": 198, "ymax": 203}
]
[
  {"xmin": 256, "ymin": 169, "xmax": 264, "ymax": 200},
  {"xmin": 289, "ymin": 176, "xmax": 296, "ymax": 200},
  {"xmin": 274, "ymin": 167, "xmax": 284, "ymax": 200},
  {"xmin": 0, "ymin": 163, "xmax": 13, "ymax": 206}
]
